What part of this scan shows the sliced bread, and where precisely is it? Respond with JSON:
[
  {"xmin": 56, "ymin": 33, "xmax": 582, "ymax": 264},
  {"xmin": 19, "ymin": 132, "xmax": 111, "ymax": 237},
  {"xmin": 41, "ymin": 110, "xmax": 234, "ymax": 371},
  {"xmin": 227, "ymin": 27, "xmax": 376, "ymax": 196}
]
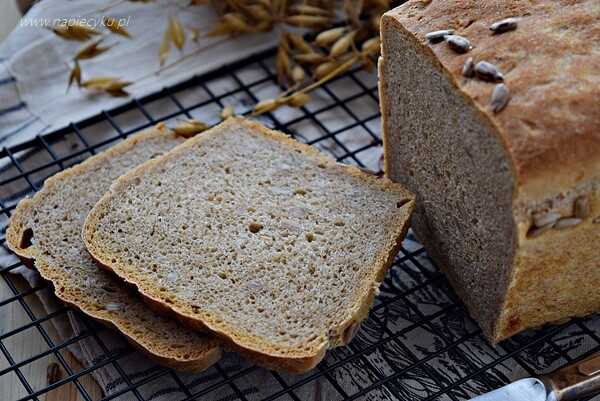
[
  {"xmin": 83, "ymin": 117, "xmax": 415, "ymax": 372},
  {"xmin": 6, "ymin": 124, "xmax": 222, "ymax": 371}
]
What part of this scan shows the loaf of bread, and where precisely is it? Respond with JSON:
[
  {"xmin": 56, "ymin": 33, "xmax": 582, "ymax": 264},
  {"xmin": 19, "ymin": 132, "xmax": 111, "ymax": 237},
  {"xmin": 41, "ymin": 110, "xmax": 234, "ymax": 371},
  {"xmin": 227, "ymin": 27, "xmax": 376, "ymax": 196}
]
[
  {"xmin": 379, "ymin": 0, "xmax": 599, "ymax": 342},
  {"xmin": 83, "ymin": 117, "xmax": 415, "ymax": 372},
  {"xmin": 6, "ymin": 125, "xmax": 221, "ymax": 371}
]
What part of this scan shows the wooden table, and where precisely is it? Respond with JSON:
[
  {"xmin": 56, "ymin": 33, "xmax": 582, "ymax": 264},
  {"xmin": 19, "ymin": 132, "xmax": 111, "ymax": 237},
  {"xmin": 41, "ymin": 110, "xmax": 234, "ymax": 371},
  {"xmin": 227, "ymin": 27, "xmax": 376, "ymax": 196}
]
[{"xmin": 1, "ymin": 274, "xmax": 102, "ymax": 401}]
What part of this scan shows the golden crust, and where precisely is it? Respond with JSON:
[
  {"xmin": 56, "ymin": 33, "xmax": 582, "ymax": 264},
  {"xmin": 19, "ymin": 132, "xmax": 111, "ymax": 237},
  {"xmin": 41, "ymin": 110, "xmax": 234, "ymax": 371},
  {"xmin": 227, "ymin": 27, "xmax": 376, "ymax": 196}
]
[
  {"xmin": 384, "ymin": 0, "xmax": 600, "ymax": 189},
  {"xmin": 496, "ymin": 186, "xmax": 600, "ymax": 342},
  {"xmin": 84, "ymin": 117, "xmax": 415, "ymax": 372},
  {"xmin": 5, "ymin": 125, "xmax": 222, "ymax": 372}
]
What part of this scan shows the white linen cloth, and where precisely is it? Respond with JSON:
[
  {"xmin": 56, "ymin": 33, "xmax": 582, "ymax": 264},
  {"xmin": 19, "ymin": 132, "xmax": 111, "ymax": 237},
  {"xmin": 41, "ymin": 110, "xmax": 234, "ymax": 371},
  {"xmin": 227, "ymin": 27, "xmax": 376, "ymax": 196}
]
[{"xmin": 0, "ymin": 0, "xmax": 276, "ymax": 148}]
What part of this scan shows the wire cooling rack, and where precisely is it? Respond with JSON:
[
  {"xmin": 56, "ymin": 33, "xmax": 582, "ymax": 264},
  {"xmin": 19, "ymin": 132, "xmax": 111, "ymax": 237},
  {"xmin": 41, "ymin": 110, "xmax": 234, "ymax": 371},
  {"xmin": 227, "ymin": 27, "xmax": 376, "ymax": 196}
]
[{"xmin": 1, "ymin": 48, "xmax": 599, "ymax": 401}]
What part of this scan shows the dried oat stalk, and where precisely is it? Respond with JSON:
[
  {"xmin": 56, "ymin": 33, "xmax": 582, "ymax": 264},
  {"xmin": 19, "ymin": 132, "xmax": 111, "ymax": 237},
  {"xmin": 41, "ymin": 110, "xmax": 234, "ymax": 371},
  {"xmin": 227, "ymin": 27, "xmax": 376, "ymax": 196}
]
[
  {"xmin": 74, "ymin": 38, "xmax": 113, "ymax": 61},
  {"xmin": 172, "ymin": 118, "xmax": 210, "ymax": 137},
  {"xmin": 103, "ymin": 16, "xmax": 132, "ymax": 38},
  {"xmin": 220, "ymin": 106, "xmax": 235, "ymax": 119},
  {"xmin": 51, "ymin": 22, "xmax": 100, "ymax": 41},
  {"xmin": 81, "ymin": 77, "xmax": 132, "ymax": 97},
  {"xmin": 169, "ymin": 15, "xmax": 186, "ymax": 50},
  {"xmin": 208, "ymin": 0, "xmax": 398, "ymax": 114},
  {"xmin": 59, "ymin": 0, "xmax": 401, "ymax": 113},
  {"xmin": 67, "ymin": 61, "xmax": 82, "ymax": 91}
]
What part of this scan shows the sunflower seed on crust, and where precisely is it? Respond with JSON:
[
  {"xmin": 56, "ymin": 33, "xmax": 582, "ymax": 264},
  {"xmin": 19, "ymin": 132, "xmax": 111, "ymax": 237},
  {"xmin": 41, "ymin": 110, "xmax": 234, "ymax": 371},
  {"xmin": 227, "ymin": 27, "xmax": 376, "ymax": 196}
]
[
  {"xmin": 554, "ymin": 217, "xmax": 583, "ymax": 229},
  {"xmin": 491, "ymin": 83, "xmax": 510, "ymax": 113},
  {"xmin": 445, "ymin": 35, "xmax": 471, "ymax": 53},
  {"xmin": 533, "ymin": 211, "xmax": 561, "ymax": 228},
  {"xmin": 426, "ymin": 29, "xmax": 454, "ymax": 43},
  {"xmin": 490, "ymin": 18, "xmax": 518, "ymax": 34},
  {"xmin": 527, "ymin": 224, "xmax": 554, "ymax": 238},
  {"xmin": 574, "ymin": 195, "xmax": 590, "ymax": 219},
  {"xmin": 462, "ymin": 57, "xmax": 475, "ymax": 77},
  {"xmin": 475, "ymin": 61, "xmax": 504, "ymax": 82},
  {"xmin": 104, "ymin": 302, "xmax": 122, "ymax": 311}
]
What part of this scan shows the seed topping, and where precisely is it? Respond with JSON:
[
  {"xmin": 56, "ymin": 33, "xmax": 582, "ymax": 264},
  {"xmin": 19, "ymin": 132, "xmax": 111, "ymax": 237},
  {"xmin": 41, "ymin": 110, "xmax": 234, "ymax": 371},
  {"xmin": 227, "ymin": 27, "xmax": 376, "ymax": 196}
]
[
  {"xmin": 446, "ymin": 35, "xmax": 471, "ymax": 53},
  {"xmin": 490, "ymin": 83, "xmax": 510, "ymax": 113},
  {"xmin": 490, "ymin": 18, "xmax": 518, "ymax": 34},
  {"xmin": 462, "ymin": 57, "xmax": 475, "ymax": 78},
  {"xmin": 105, "ymin": 302, "xmax": 122, "ymax": 311},
  {"xmin": 533, "ymin": 211, "xmax": 561, "ymax": 228},
  {"xmin": 554, "ymin": 217, "xmax": 583, "ymax": 230},
  {"xmin": 475, "ymin": 61, "xmax": 504, "ymax": 82},
  {"xmin": 527, "ymin": 224, "xmax": 554, "ymax": 238},
  {"xmin": 426, "ymin": 29, "xmax": 454, "ymax": 43}
]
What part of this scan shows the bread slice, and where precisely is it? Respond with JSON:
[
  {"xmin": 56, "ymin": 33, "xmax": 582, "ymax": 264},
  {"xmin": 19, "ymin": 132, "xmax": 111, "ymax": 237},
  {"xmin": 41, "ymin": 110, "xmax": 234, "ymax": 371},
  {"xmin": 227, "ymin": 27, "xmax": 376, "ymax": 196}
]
[
  {"xmin": 6, "ymin": 124, "xmax": 222, "ymax": 371},
  {"xmin": 379, "ymin": 0, "xmax": 600, "ymax": 342},
  {"xmin": 83, "ymin": 117, "xmax": 415, "ymax": 372}
]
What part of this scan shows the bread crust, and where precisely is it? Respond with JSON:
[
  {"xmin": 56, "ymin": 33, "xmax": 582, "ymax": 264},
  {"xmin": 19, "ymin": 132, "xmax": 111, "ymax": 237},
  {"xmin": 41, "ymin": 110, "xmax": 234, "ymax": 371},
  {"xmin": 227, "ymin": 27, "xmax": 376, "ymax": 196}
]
[
  {"xmin": 380, "ymin": 0, "xmax": 600, "ymax": 342},
  {"xmin": 84, "ymin": 117, "xmax": 415, "ymax": 372},
  {"xmin": 5, "ymin": 125, "xmax": 222, "ymax": 371},
  {"xmin": 383, "ymin": 0, "xmax": 600, "ymax": 190}
]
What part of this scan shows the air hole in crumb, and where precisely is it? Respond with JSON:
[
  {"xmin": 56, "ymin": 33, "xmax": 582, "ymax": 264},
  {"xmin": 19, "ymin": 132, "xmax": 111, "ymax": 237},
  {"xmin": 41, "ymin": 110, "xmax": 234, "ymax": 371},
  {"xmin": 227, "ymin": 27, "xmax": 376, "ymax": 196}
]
[
  {"xmin": 334, "ymin": 219, "xmax": 345, "ymax": 227},
  {"xmin": 306, "ymin": 233, "xmax": 316, "ymax": 242},
  {"xmin": 248, "ymin": 222, "xmax": 263, "ymax": 233},
  {"xmin": 218, "ymin": 272, "xmax": 228, "ymax": 280},
  {"xmin": 317, "ymin": 162, "xmax": 326, "ymax": 169},
  {"xmin": 294, "ymin": 188, "xmax": 307, "ymax": 195},
  {"xmin": 20, "ymin": 228, "xmax": 34, "ymax": 248},
  {"xmin": 224, "ymin": 166, "xmax": 231, "ymax": 174}
]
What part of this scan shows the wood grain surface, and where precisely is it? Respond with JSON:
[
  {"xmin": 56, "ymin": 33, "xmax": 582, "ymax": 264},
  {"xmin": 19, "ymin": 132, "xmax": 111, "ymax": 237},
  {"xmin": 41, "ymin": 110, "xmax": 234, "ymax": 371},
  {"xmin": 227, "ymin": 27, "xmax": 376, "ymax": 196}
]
[{"xmin": 1, "ymin": 274, "xmax": 103, "ymax": 401}]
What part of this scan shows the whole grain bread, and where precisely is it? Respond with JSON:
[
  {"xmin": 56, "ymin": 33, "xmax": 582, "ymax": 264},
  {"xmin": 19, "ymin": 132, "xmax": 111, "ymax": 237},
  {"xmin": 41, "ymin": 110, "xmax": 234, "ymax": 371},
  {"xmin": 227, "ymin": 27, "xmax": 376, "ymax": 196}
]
[
  {"xmin": 6, "ymin": 125, "xmax": 222, "ymax": 371},
  {"xmin": 83, "ymin": 117, "xmax": 415, "ymax": 372},
  {"xmin": 379, "ymin": 0, "xmax": 600, "ymax": 342}
]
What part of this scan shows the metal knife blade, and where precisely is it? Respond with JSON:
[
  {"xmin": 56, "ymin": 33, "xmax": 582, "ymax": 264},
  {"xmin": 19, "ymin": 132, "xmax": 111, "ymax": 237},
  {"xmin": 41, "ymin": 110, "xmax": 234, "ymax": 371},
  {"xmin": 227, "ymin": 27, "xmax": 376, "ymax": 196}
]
[{"xmin": 470, "ymin": 378, "xmax": 548, "ymax": 401}]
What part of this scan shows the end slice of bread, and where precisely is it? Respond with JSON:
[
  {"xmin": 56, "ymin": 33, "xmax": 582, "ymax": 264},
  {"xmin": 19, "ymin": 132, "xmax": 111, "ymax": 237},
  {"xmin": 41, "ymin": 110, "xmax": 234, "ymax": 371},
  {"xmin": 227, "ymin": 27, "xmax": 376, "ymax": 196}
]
[
  {"xmin": 6, "ymin": 125, "xmax": 222, "ymax": 372},
  {"xmin": 84, "ymin": 117, "xmax": 415, "ymax": 372}
]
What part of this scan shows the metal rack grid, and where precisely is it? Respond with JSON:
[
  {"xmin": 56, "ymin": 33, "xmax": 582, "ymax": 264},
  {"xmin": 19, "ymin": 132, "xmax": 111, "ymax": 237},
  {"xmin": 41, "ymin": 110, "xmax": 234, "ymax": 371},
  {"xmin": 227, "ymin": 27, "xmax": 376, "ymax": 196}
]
[{"xmin": 0, "ymin": 47, "xmax": 598, "ymax": 401}]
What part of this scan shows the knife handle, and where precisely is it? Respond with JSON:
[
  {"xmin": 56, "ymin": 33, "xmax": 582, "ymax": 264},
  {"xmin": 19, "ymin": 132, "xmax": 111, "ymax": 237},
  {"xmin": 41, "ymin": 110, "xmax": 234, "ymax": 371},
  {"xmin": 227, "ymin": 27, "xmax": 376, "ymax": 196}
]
[{"xmin": 540, "ymin": 353, "xmax": 600, "ymax": 401}]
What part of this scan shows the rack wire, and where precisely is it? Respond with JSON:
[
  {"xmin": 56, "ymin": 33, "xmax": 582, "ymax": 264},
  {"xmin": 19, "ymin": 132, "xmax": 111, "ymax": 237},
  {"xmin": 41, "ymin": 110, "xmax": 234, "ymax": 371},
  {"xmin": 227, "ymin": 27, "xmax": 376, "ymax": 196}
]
[{"xmin": 1, "ymin": 48, "xmax": 599, "ymax": 401}]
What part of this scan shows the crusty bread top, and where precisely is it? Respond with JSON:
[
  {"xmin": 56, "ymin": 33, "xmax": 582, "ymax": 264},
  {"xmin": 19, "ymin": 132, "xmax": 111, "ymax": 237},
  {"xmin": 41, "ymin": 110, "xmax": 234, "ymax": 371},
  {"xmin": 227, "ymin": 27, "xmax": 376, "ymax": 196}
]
[
  {"xmin": 383, "ymin": 0, "xmax": 600, "ymax": 194},
  {"xmin": 5, "ymin": 125, "xmax": 221, "ymax": 371},
  {"xmin": 84, "ymin": 117, "xmax": 414, "ymax": 371}
]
